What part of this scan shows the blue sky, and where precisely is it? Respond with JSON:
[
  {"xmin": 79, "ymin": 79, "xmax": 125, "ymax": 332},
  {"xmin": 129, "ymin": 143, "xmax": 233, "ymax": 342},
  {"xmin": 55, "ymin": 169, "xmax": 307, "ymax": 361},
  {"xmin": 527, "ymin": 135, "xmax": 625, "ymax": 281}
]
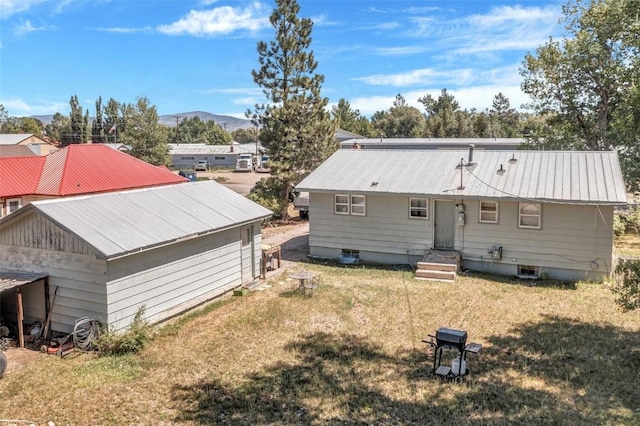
[{"xmin": 0, "ymin": 0, "xmax": 565, "ymax": 119}]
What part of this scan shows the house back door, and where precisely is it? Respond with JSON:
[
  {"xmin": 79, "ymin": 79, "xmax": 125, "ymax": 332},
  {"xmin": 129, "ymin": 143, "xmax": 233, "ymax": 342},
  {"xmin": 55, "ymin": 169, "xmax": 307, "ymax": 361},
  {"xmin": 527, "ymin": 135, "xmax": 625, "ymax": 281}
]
[{"xmin": 434, "ymin": 200, "xmax": 455, "ymax": 249}]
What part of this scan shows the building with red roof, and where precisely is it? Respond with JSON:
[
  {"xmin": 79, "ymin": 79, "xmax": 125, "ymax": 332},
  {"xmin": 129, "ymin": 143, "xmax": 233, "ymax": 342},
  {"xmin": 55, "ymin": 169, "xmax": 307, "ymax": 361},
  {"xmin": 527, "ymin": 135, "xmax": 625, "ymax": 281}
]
[{"xmin": 0, "ymin": 144, "xmax": 187, "ymax": 217}]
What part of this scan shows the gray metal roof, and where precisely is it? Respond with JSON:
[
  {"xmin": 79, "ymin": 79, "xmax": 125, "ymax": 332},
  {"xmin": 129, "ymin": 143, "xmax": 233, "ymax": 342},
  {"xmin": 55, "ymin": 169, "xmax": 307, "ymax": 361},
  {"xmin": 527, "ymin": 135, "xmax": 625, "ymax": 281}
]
[
  {"xmin": 0, "ymin": 134, "xmax": 35, "ymax": 145},
  {"xmin": 341, "ymin": 137, "xmax": 524, "ymax": 147},
  {"xmin": 14, "ymin": 181, "xmax": 272, "ymax": 259},
  {"xmin": 168, "ymin": 143, "xmax": 258, "ymax": 155},
  {"xmin": 296, "ymin": 150, "xmax": 628, "ymax": 204}
]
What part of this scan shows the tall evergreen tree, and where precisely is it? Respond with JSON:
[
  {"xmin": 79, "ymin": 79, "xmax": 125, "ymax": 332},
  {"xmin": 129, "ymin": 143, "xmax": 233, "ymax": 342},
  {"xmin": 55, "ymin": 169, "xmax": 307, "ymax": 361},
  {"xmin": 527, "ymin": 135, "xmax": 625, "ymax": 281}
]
[
  {"xmin": 248, "ymin": 0, "xmax": 337, "ymax": 218},
  {"xmin": 371, "ymin": 94, "xmax": 425, "ymax": 138},
  {"xmin": 92, "ymin": 96, "xmax": 105, "ymax": 143},
  {"xmin": 68, "ymin": 95, "xmax": 86, "ymax": 145},
  {"xmin": 103, "ymin": 98, "xmax": 121, "ymax": 143}
]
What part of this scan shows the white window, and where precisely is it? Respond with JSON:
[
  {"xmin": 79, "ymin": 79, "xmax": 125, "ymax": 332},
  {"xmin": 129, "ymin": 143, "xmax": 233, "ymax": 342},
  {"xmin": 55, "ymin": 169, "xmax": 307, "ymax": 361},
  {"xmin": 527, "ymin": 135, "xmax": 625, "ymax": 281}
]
[
  {"xmin": 7, "ymin": 198, "xmax": 21, "ymax": 214},
  {"xmin": 335, "ymin": 194, "xmax": 366, "ymax": 216},
  {"xmin": 479, "ymin": 201, "xmax": 499, "ymax": 223},
  {"xmin": 335, "ymin": 194, "xmax": 349, "ymax": 215},
  {"xmin": 350, "ymin": 195, "xmax": 366, "ymax": 216},
  {"xmin": 409, "ymin": 198, "xmax": 429, "ymax": 219},
  {"xmin": 519, "ymin": 203, "xmax": 541, "ymax": 229}
]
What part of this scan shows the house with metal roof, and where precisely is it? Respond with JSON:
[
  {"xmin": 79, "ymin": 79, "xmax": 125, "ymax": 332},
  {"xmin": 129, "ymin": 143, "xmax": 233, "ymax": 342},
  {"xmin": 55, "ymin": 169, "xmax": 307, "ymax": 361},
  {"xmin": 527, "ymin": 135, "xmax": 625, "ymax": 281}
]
[
  {"xmin": 0, "ymin": 181, "xmax": 272, "ymax": 335},
  {"xmin": 341, "ymin": 137, "xmax": 524, "ymax": 151},
  {"xmin": 169, "ymin": 143, "xmax": 260, "ymax": 170},
  {"xmin": 0, "ymin": 144, "xmax": 187, "ymax": 217},
  {"xmin": 0, "ymin": 133, "xmax": 57, "ymax": 155},
  {"xmin": 296, "ymin": 149, "xmax": 628, "ymax": 281}
]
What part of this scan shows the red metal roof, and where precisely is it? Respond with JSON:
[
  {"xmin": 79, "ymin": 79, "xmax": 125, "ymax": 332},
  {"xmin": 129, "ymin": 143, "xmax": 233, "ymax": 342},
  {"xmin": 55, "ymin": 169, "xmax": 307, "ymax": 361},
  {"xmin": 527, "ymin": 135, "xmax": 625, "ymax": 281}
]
[
  {"xmin": 0, "ymin": 156, "xmax": 45, "ymax": 197},
  {"xmin": 1, "ymin": 144, "xmax": 186, "ymax": 198},
  {"xmin": 36, "ymin": 144, "xmax": 187, "ymax": 196}
]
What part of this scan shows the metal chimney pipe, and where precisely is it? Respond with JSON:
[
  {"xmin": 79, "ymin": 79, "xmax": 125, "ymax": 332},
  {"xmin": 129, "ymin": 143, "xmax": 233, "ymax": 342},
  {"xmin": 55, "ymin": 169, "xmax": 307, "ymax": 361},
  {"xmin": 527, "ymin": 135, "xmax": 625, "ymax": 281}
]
[{"xmin": 468, "ymin": 144, "xmax": 475, "ymax": 164}]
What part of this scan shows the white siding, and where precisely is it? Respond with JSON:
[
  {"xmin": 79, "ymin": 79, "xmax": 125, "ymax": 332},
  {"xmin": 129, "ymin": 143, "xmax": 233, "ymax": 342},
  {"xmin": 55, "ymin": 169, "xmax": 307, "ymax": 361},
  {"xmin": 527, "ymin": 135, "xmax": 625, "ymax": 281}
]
[
  {"xmin": 0, "ymin": 244, "xmax": 107, "ymax": 334},
  {"xmin": 308, "ymin": 192, "xmax": 615, "ymax": 280},
  {"xmin": 105, "ymin": 224, "xmax": 262, "ymax": 331},
  {"xmin": 309, "ymin": 193, "xmax": 432, "ymax": 262},
  {"xmin": 459, "ymin": 201, "xmax": 614, "ymax": 279}
]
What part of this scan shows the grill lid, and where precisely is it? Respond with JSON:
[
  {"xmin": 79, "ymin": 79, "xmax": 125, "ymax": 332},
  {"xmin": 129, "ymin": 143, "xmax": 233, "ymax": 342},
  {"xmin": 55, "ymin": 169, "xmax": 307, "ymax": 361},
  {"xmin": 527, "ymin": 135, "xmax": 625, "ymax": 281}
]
[{"xmin": 436, "ymin": 327, "xmax": 467, "ymax": 345}]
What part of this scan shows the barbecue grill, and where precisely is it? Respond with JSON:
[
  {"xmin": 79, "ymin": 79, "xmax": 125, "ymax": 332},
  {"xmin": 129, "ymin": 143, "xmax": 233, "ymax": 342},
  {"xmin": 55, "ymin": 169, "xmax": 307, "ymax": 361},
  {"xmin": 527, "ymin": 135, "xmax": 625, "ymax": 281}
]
[{"xmin": 423, "ymin": 327, "xmax": 482, "ymax": 381}]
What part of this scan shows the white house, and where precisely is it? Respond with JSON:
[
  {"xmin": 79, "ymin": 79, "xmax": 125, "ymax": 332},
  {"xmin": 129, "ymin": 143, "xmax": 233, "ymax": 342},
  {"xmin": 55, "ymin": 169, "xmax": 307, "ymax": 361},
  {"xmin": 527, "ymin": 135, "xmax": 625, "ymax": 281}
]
[
  {"xmin": 296, "ymin": 149, "xmax": 628, "ymax": 281},
  {"xmin": 0, "ymin": 181, "xmax": 271, "ymax": 334}
]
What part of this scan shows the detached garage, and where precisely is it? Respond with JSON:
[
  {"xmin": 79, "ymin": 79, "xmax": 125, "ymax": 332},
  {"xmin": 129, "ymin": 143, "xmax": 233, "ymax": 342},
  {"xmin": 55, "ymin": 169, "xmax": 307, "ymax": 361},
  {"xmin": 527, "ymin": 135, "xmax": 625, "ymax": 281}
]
[{"xmin": 0, "ymin": 181, "xmax": 271, "ymax": 334}]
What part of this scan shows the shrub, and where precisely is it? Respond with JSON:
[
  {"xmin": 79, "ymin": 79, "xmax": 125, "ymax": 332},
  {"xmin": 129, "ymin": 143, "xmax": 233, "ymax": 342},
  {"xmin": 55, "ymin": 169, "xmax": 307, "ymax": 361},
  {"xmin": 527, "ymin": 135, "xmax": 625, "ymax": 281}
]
[
  {"xmin": 247, "ymin": 176, "xmax": 288, "ymax": 220},
  {"xmin": 95, "ymin": 306, "xmax": 154, "ymax": 356},
  {"xmin": 612, "ymin": 259, "xmax": 640, "ymax": 311},
  {"xmin": 613, "ymin": 214, "xmax": 626, "ymax": 236}
]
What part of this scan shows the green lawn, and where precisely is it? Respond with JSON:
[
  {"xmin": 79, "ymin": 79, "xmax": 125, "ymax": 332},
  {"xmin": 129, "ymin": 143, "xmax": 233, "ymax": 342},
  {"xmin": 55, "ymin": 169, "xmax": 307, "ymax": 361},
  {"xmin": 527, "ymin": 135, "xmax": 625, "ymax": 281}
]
[{"xmin": 1, "ymin": 264, "xmax": 638, "ymax": 425}]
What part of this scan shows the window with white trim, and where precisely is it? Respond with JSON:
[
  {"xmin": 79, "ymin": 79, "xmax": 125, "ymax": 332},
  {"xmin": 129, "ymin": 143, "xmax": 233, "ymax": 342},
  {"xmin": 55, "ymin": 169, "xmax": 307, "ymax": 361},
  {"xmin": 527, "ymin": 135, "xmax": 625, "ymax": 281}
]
[
  {"xmin": 335, "ymin": 194, "xmax": 366, "ymax": 216},
  {"xmin": 350, "ymin": 195, "xmax": 366, "ymax": 216},
  {"xmin": 479, "ymin": 201, "xmax": 499, "ymax": 223},
  {"xmin": 181, "ymin": 156, "xmax": 195, "ymax": 160},
  {"xmin": 7, "ymin": 198, "xmax": 21, "ymax": 214},
  {"xmin": 409, "ymin": 198, "xmax": 428, "ymax": 219},
  {"xmin": 335, "ymin": 194, "xmax": 349, "ymax": 214},
  {"xmin": 519, "ymin": 203, "xmax": 541, "ymax": 229}
]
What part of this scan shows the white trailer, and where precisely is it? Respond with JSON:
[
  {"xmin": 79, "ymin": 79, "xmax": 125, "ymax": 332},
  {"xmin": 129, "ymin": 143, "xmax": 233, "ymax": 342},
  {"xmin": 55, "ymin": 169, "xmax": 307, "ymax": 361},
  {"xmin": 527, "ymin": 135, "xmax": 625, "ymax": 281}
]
[{"xmin": 255, "ymin": 155, "xmax": 270, "ymax": 173}]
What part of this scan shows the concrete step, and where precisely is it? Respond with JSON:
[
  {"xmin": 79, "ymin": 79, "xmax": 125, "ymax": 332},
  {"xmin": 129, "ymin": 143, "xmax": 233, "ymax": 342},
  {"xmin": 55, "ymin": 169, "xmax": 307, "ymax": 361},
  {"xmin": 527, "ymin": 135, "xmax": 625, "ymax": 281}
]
[
  {"xmin": 415, "ymin": 269, "xmax": 456, "ymax": 281},
  {"xmin": 416, "ymin": 262, "xmax": 457, "ymax": 272}
]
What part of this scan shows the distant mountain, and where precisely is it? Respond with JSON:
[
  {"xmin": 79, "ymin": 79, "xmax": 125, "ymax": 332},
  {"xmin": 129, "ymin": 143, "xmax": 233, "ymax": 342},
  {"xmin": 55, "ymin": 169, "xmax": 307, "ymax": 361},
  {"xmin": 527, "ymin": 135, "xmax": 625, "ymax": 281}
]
[
  {"xmin": 31, "ymin": 111, "xmax": 253, "ymax": 132},
  {"xmin": 159, "ymin": 111, "xmax": 252, "ymax": 132}
]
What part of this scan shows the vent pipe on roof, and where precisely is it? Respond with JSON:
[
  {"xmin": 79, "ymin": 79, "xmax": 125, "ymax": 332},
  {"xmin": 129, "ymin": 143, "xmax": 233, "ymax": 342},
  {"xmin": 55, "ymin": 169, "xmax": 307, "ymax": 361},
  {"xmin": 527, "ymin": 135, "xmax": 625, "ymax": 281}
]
[{"xmin": 468, "ymin": 144, "xmax": 475, "ymax": 164}]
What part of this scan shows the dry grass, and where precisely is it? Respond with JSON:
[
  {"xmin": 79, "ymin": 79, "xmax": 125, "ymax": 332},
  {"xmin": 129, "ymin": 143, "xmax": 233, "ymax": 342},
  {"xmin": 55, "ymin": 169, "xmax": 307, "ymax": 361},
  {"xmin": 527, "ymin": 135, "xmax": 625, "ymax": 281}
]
[
  {"xmin": 615, "ymin": 233, "xmax": 640, "ymax": 258},
  {"xmin": 1, "ymin": 264, "xmax": 639, "ymax": 425}
]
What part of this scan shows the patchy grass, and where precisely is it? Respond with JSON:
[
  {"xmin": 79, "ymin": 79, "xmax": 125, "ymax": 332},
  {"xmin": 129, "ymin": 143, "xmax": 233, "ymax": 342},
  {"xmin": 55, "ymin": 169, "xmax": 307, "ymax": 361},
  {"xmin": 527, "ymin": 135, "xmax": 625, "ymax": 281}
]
[
  {"xmin": 1, "ymin": 264, "xmax": 639, "ymax": 425},
  {"xmin": 615, "ymin": 233, "xmax": 640, "ymax": 258},
  {"xmin": 212, "ymin": 176, "xmax": 229, "ymax": 183}
]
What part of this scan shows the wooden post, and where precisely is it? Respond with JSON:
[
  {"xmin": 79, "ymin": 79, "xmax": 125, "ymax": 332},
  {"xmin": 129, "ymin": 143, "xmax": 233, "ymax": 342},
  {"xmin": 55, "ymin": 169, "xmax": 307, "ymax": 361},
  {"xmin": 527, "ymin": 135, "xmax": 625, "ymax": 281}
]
[{"xmin": 17, "ymin": 289, "xmax": 24, "ymax": 348}]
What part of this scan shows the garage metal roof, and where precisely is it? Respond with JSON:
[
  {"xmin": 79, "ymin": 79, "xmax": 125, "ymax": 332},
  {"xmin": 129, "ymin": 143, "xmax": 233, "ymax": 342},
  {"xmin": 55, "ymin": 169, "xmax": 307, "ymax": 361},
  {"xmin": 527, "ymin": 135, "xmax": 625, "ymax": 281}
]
[
  {"xmin": 296, "ymin": 150, "xmax": 628, "ymax": 204},
  {"xmin": 9, "ymin": 181, "xmax": 272, "ymax": 260},
  {"xmin": 0, "ymin": 272, "xmax": 48, "ymax": 293}
]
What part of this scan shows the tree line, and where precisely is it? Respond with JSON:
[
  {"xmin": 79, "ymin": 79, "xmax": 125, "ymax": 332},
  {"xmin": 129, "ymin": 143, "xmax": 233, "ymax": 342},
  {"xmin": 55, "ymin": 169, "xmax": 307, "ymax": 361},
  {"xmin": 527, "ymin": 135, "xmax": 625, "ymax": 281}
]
[{"xmin": 1, "ymin": 0, "xmax": 637, "ymax": 189}]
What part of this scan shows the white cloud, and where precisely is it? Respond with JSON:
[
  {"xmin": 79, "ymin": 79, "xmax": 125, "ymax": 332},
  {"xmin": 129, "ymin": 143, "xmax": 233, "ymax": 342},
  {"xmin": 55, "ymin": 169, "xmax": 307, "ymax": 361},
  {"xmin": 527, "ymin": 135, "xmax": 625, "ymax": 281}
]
[
  {"xmin": 374, "ymin": 46, "xmax": 429, "ymax": 56},
  {"xmin": 354, "ymin": 68, "xmax": 475, "ymax": 87},
  {"xmin": 157, "ymin": 2, "xmax": 270, "ymax": 37},
  {"xmin": 0, "ymin": 0, "xmax": 47, "ymax": 19},
  {"xmin": 0, "ymin": 98, "xmax": 69, "ymax": 116},
  {"xmin": 407, "ymin": 5, "xmax": 559, "ymax": 54},
  {"xmin": 14, "ymin": 20, "xmax": 55, "ymax": 35},
  {"xmin": 95, "ymin": 26, "xmax": 154, "ymax": 34}
]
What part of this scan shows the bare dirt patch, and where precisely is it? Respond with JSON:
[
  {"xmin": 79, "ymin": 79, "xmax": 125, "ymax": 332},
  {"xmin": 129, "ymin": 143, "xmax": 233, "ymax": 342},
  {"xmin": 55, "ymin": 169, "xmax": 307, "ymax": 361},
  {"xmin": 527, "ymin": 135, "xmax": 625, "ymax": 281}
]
[{"xmin": 201, "ymin": 170, "xmax": 268, "ymax": 195}]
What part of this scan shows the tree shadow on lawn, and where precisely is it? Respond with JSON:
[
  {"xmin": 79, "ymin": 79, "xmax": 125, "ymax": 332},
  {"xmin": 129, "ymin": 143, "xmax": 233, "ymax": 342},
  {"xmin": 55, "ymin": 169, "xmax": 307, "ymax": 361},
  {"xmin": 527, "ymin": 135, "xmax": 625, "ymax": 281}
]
[
  {"xmin": 478, "ymin": 314, "xmax": 640, "ymax": 422},
  {"xmin": 170, "ymin": 317, "xmax": 638, "ymax": 425}
]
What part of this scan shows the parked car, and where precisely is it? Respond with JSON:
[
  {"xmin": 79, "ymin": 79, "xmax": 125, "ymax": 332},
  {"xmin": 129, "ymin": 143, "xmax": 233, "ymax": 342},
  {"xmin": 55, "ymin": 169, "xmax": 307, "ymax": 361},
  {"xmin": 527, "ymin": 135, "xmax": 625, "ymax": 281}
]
[
  {"xmin": 179, "ymin": 170, "xmax": 197, "ymax": 182},
  {"xmin": 194, "ymin": 160, "xmax": 209, "ymax": 171}
]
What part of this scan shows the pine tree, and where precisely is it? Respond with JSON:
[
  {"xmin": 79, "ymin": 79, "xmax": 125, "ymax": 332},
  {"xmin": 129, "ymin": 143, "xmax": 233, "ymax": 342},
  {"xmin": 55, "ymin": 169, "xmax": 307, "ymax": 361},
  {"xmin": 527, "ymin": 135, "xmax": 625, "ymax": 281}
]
[{"xmin": 248, "ymin": 0, "xmax": 337, "ymax": 219}]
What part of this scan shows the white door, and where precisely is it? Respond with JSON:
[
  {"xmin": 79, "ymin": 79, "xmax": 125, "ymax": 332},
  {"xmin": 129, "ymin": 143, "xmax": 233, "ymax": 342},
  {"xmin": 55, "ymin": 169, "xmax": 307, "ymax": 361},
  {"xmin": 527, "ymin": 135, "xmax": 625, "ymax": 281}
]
[{"xmin": 434, "ymin": 200, "xmax": 455, "ymax": 249}]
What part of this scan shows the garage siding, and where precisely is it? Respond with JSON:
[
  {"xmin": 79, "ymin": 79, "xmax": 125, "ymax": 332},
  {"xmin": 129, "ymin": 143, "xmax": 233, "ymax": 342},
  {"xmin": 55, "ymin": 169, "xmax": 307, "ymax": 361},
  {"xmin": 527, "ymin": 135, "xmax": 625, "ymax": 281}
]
[
  {"xmin": 105, "ymin": 227, "xmax": 247, "ymax": 330},
  {"xmin": 0, "ymin": 244, "xmax": 108, "ymax": 334}
]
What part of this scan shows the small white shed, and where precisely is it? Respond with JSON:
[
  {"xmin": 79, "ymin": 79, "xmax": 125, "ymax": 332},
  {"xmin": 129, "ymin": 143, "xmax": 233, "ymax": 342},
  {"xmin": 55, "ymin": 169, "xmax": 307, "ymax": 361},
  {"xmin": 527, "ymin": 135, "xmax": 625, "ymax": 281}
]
[{"xmin": 0, "ymin": 181, "xmax": 271, "ymax": 333}]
